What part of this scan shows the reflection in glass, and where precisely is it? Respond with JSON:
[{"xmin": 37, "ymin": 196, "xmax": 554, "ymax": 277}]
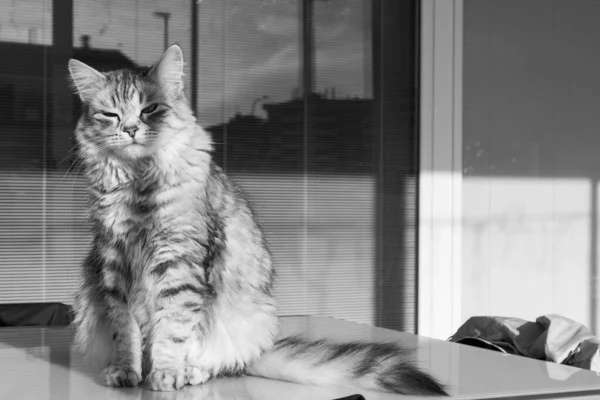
[{"xmin": 0, "ymin": 0, "xmax": 416, "ymax": 329}]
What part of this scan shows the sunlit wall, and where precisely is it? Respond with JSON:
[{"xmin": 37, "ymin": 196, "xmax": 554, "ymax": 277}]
[{"xmin": 463, "ymin": 0, "xmax": 600, "ymax": 333}]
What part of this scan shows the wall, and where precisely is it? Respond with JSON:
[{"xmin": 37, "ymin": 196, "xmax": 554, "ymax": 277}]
[{"xmin": 462, "ymin": 0, "xmax": 600, "ymax": 332}]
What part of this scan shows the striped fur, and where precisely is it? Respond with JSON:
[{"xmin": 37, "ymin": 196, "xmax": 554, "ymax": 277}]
[
  {"xmin": 69, "ymin": 45, "xmax": 447, "ymax": 396},
  {"xmin": 248, "ymin": 336, "xmax": 447, "ymax": 396}
]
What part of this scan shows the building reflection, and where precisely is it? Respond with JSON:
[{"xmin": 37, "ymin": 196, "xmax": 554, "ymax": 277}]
[
  {"xmin": 207, "ymin": 93, "xmax": 374, "ymax": 175},
  {"xmin": 0, "ymin": 37, "xmax": 136, "ymax": 171},
  {"xmin": 0, "ymin": 38, "xmax": 375, "ymax": 176}
]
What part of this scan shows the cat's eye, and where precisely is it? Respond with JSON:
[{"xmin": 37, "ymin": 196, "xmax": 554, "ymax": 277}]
[
  {"xmin": 142, "ymin": 104, "xmax": 158, "ymax": 114},
  {"xmin": 101, "ymin": 112, "xmax": 119, "ymax": 118}
]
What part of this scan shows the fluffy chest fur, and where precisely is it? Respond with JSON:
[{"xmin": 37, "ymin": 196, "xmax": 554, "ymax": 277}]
[{"xmin": 88, "ymin": 148, "xmax": 214, "ymax": 328}]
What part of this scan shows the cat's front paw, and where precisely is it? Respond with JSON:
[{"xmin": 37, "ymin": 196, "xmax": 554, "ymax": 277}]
[
  {"xmin": 147, "ymin": 368, "xmax": 185, "ymax": 391},
  {"xmin": 185, "ymin": 366, "xmax": 210, "ymax": 386},
  {"xmin": 103, "ymin": 365, "xmax": 142, "ymax": 388}
]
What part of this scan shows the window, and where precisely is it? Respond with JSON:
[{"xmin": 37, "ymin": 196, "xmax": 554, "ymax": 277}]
[{"xmin": 0, "ymin": 0, "xmax": 419, "ymax": 331}]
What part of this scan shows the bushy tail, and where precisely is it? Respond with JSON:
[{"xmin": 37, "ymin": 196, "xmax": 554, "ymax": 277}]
[
  {"xmin": 247, "ymin": 336, "xmax": 448, "ymax": 396},
  {"xmin": 72, "ymin": 286, "xmax": 113, "ymax": 368}
]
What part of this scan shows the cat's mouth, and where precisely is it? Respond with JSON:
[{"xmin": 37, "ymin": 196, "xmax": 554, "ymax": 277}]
[
  {"xmin": 123, "ymin": 137, "xmax": 148, "ymax": 148},
  {"xmin": 118, "ymin": 141, "xmax": 152, "ymax": 159}
]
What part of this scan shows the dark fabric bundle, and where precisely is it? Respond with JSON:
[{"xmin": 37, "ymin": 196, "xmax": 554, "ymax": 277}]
[{"xmin": 0, "ymin": 303, "xmax": 73, "ymax": 327}]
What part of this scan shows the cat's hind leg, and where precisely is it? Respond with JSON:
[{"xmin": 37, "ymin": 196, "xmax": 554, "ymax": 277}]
[
  {"xmin": 100, "ymin": 264, "xmax": 143, "ymax": 387},
  {"xmin": 72, "ymin": 282, "xmax": 113, "ymax": 368},
  {"xmin": 184, "ymin": 366, "xmax": 211, "ymax": 386},
  {"xmin": 102, "ymin": 294, "xmax": 143, "ymax": 387},
  {"xmin": 74, "ymin": 258, "xmax": 142, "ymax": 387},
  {"xmin": 183, "ymin": 332, "xmax": 212, "ymax": 386}
]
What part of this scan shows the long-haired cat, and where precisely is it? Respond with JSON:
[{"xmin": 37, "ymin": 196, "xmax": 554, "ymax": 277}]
[{"xmin": 68, "ymin": 45, "xmax": 448, "ymax": 396}]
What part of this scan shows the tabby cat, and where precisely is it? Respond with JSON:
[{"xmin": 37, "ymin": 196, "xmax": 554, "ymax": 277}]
[{"xmin": 68, "ymin": 44, "xmax": 447, "ymax": 396}]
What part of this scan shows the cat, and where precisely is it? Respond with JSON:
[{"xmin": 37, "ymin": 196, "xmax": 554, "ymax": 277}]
[{"xmin": 68, "ymin": 44, "xmax": 448, "ymax": 396}]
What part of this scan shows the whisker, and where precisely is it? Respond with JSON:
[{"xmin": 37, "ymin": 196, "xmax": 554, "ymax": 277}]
[
  {"xmin": 55, "ymin": 145, "xmax": 79, "ymax": 168},
  {"xmin": 61, "ymin": 142, "xmax": 113, "ymax": 199}
]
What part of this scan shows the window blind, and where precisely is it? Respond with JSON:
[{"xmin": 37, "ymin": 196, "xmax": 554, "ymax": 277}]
[{"xmin": 0, "ymin": 0, "xmax": 419, "ymax": 331}]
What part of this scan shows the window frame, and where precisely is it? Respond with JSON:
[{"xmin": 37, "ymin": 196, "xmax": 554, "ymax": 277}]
[{"xmin": 418, "ymin": 0, "xmax": 464, "ymax": 340}]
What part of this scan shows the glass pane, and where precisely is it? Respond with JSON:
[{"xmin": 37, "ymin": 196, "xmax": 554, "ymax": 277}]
[
  {"xmin": 203, "ymin": 0, "xmax": 376, "ymax": 324},
  {"xmin": 0, "ymin": 0, "xmax": 418, "ymax": 331},
  {"xmin": 0, "ymin": 0, "xmax": 53, "ymax": 302},
  {"xmin": 307, "ymin": 0, "xmax": 375, "ymax": 323}
]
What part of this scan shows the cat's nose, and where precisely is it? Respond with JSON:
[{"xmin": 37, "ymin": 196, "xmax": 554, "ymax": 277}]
[{"xmin": 123, "ymin": 125, "xmax": 139, "ymax": 138}]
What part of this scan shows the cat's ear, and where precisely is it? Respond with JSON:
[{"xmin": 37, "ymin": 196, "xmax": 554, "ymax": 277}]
[
  {"xmin": 68, "ymin": 59, "xmax": 105, "ymax": 102},
  {"xmin": 150, "ymin": 44, "xmax": 184, "ymax": 94}
]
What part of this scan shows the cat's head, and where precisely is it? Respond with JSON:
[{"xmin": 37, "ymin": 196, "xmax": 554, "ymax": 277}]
[{"xmin": 69, "ymin": 45, "xmax": 195, "ymax": 161}]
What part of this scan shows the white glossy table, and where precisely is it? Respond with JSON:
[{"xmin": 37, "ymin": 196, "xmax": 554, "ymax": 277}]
[{"xmin": 2, "ymin": 316, "xmax": 600, "ymax": 400}]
